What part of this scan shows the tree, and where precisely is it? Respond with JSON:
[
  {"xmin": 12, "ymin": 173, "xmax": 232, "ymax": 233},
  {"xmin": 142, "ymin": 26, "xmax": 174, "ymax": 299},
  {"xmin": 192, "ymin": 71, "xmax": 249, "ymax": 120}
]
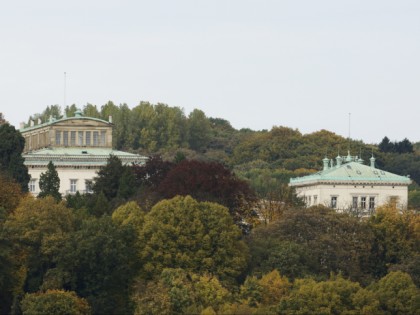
[
  {"xmin": 93, "ymin": 155, "xmax": 136, "ymax": 201},
  {"xmin": 56, "ymin": 216, "xmax": 138, "ymax": 315},
  {"xmin": 133, "ymin": 269, "xmax": 230, "ymax": 315},
  {"xmin": 370, "ymin": 271, "xmax": 420, "ymax": 314},
  {"xmin": 139, "ymin": 196, "xmax": 248, "ymax": 284},
  {"xmin": 20, "ymin": 290, "xmax": 90, "ymax": 315},
  {"xmin": 0, "ymin": 123, "xmax": 30, "ymax": 191},
  {"xmin": 38, "ymin": 161, "xmax": 61, "ymax": 201},
  {"xmin": 248, "ymin": 206, "xmax": 375, "ymax": 283},
  {"xmin": 0, "ymin": 112, "xmax": 6, "ymax": 125},
  {"xmin": 379, "ymin": 136, "xmax": 395, "ymax": 153},
  {"xmin": 0, "ymin": 172, "xmax": 23, "ymax": 213},
  {"xmin": 3, "ymin": 197, "xmax": 76, "ymax": 299},
  {"xmin": 188, "ymin": 109, "xmax": 212, "ymax": 151},
  {"xmin": 277, "ymin": 274, "xmax": 370, "ymax": 314},
  {"xmin": 157, "ymin": 160, "xmax": 257, "ymax": 222},
  {"xmin": 369, "ymin": 204, "xmax": 420, "ymax": 278}
]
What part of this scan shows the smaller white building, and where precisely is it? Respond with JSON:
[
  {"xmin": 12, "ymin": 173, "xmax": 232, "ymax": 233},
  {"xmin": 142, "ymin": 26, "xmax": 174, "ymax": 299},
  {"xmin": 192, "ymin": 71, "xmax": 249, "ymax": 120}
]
[{"xmin": 289, "ymin": 153, "xmax": 411, "ymax": 214}]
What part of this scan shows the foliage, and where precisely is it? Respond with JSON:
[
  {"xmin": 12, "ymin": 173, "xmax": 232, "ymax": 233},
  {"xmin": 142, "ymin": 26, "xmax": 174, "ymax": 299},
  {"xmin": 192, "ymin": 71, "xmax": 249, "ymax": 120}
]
[
  {"xmin": 3, "ymin": 197, "xmax": 76, "ymax": 299},
  {"xmin": 56, "ymin": 216, "xmax": 138, "ymax": 315},
  {"xmin": 277, "ymin": 274, "xmax": 372, "ymax": 315},
  {"xmin": 247, "ymin": 206, "xmax": 375, "ymax": 283},
  {"xmin": 379, "ymin": 136, "xmax": 414, "ymax": 154},
  {"xmin": 133, "ymin": 268, "xmax": 230, "ymax": 315},
  {"xmin": 0, "ymin": 172, "xmax": 24, "ymax": 213},
  {"xmin": 112, "ymin": 201, "xmax": 145, "ymax": 234},
  {"xmin": 157, "ymin": 160, "xmax": 257, "ymax": 221},
  {"xmin": 139, "ymin": 196, "xmax": 248, "ymax": 284},
  {"xmin": 0, "ymin": 123, "xmax": 30, "ymax": 191},
  {"xmin": 369, "ymin": 271, "xmax": 420, "ymax": 315},
  {"xmin": 38, "ymin": 161, "xmax": 61, "ymax": 201},
  {"xmin": 368, "ymin": 204, "xmax": 420, "ymax": 279},
  {"xmin": 21, "ymin": 290, "xmax": 90, "ymax": 315},
  {"xmin": 93, "ymin": 155, "xmax": 136, "ymax": 202}
]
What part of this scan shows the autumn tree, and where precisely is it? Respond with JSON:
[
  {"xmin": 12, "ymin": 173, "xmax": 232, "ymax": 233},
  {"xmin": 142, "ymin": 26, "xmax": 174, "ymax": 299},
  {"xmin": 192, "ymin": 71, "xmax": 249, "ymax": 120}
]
[
  {"xmin": 369, "ymin": 271, "xmax": 420, "ymax": 314},
  {"xmin": 157, "ymin": 160, "xmax": 257, "ymax": 222},
  {"xmin": 133, "ymin": 268, "xmax": 230, "ymax": 315},
  {"xmin": 139, "ymin": 196, "xmax": 248, "ymax": 284},
  {"xmin": 247, "ymin": 206, "xmax": 375, "ymax": 282},
  {"xmin": 369, "ymin": 204, "xmax": 420, "ymax": 279},
  {"xmin": 38, "ymin": 161, "xmax": 61, "ymax": 201},
  {"xmin": 0, "ymin": 172, "xmax": 24, "ymax": 213},
  {"xmin": 20, "ymin": 290, "xmax": 90, "ymax": 315},
  {"xmin": 0, "ymin": 123, "xmax": 30, "ymax": 191},
  {"xmin": 2, "ymin": 197, "xmax": 76, "ymax": 304}
]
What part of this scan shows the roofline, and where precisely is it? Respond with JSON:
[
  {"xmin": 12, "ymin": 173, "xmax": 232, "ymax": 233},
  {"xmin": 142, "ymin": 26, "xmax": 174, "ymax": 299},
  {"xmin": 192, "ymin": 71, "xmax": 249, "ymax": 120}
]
[
  {"xmin": 289, "ymin": 179, "xmax": 412, "ymax": 187},
  {"xmin": 20, "ymin": 116, "xmax": 112, "ymax": 133}
]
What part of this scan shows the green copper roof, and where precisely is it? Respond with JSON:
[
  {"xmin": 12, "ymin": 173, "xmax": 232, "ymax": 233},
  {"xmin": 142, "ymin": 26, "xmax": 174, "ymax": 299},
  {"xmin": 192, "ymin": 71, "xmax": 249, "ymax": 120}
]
[
  {"xmin": 23, "ymin": 147, "xmax": 147, "ymax": 167},
  {"xmin": 290, "ymin": 161, "xmax": 411, "ymax": 186}
]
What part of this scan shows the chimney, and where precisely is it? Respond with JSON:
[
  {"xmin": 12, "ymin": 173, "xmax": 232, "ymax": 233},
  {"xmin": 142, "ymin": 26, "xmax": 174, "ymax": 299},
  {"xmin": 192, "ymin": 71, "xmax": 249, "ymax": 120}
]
[
  {"xmin": 370, "ymin": 156, "xmax": 376, "ymax": 168},
  {"xmin": 323, "ymin": 157, "xmax": 329, "ymax": 171},
  {"xmin": 19, "ymin": 122, "xmax": 25, "ymax": 129},
  {"xmin": 37, "ymin": 118, "xmax": 42, "ymax": 125},
  {"xmin": 336, "ymin": 155, "xmax": 342, "ymax": 167},
  {"xmin": 108, "ymin": 115, "xmax": 113, "ymax": 123},
  {"xmin": 30, "ymin": 120, "xmax": 34, "ymax": 127}
]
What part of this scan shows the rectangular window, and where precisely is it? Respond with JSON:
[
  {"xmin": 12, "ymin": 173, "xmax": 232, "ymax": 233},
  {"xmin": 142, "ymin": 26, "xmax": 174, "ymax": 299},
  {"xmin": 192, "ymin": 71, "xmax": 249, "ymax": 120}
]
[
  {"xmin": 70, "ymin": 179, "xmax": 77, "ymax": 193},
  {"xmin": 361, "ymin": 197, "xmax": 366, "ymax": 209},
  {"xmin": 55, "ymin": 131, "xmax": 61, "ymax": 145},
  {"xmin": 314, "ymin": 195, "xmax": 318, "ymax": 205},
  {"xmin": 389, "ymin": 196, "xmax": 399, "ymax": 206},
  {"xmin": 101, "ymin": 130, "xmax": 106, "ymax": 146},
  {"xmin": 63, "ymin": 131, "xmax": 69, "ymax": 146},
  {"xmin": 352, "ymin": 197, "xmax": 358, "ymax": 209},
  {"xmin": 70, "ymin": 131, "xmax": 76, "ymax": 146},
  {"xmin": 86, "ymin": 131, "xmax": 91, "ymax": 145},
  {"xmin": 29, "ymin": 179, "xmax": 36, "ymax": 192},
  {"xmin": 78, "ymin": 131, "xmax": 83, "ymax": 146},
  {"xmin": 93, "ymin": 131, "xmax": 99, "ymax": 146},
  {"xmin": 85, "ymin": 180, "xmax": 93, "ymax": 193},
  {"xmin": 331, "ymin": 196, "xmax": 337, "ymax": 209},
  {"xmin": 308, "ymin": 196, "xmax": 311, "ymax": 206},
  {"xmin": 369, "ymin": 197, "xmax": 375, "ymax": 210}
]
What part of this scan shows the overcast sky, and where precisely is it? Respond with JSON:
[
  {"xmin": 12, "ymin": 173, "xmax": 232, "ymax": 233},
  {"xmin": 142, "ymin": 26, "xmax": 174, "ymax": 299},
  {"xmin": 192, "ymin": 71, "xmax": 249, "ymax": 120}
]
[{"xmin": 1, "ymin": 0, "xmax": 419, "ymax": 144}]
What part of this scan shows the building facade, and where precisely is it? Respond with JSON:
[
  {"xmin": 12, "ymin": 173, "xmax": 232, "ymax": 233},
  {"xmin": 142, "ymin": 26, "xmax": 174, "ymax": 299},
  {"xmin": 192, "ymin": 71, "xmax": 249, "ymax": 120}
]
[
  {"xmin": 21, "ymin": 110, "xmax": 147, "ymax": 196},
  {"xmin": 289, "ymin": 153, "xmax": 411, "ymax": 214}
]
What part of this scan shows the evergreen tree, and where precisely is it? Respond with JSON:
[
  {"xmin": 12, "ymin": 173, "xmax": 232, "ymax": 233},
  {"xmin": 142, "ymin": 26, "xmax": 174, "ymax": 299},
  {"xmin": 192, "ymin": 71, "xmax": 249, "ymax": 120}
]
[
  {"xmin": 38, "ymin": 161, "xmax": 61, "ymax": 201},
  {"xmin": 0, "ymin": 123, "xmax": 30, "ymax": 191}
]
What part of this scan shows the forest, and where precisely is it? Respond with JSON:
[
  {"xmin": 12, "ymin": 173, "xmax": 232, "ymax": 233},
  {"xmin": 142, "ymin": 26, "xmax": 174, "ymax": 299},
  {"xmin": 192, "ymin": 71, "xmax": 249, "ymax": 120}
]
[{"xmin": 0, "ymin": 104, "xmax": 419, "ymax": 314}]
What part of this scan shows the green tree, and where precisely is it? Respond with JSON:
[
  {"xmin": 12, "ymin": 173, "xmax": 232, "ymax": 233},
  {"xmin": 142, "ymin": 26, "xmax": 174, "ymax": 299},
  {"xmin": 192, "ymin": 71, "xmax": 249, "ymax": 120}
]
[
  {"xmin": 139, "ymin": 196, "xmax": 248, "ymax": 284},
  {"xmin": 112, "ymin": 201, "xmax": 145, "ymax": 234},
  {"xmin": 248, "ymin": 206, "xmax": 375, "ymax": 283},
  {"xmin": 133, "ymin": 269, "xmax": 230, "ymax": 315},
  {"xmin": 21, "ymin": 290, "xmax": 90, "ymax": 315},
  {"xmin": 370, "ymin": 271, "xmax": 420, "ymax": 315},
  {"xmin": 38, "ymin": 161, "xmax": 61, "ymax": 201},
  {"xmin": 0, "ymin": 123, "xmax": 30, "ymax": 191},
  {"xmin": 83, "ymin": 103, "xmax": 101, "ymax": 118},
  {"xmin": 56, "ymin": 216, "xmax": 138, "ymax": 315},
  {"xmin": 369, "ymin": 204, "xmax": 420, "ymax": 278},
  {"xmin": 0, "ymin": 112, "xmax": 6, "ymax": 124},
  {"xmin": 277, "ymin": 274, "xmax": 368, "ymax": 315},
  {"xmin": 188, "ymin": 109, "xmax": 212, "ymax": 151},
  {"xmin": 3, "ymin": 197, "xmax": 76, "ymax": 298},
  {"xmin": 93, "ymin": 155, "xmax": 136, "ymax": 201}
]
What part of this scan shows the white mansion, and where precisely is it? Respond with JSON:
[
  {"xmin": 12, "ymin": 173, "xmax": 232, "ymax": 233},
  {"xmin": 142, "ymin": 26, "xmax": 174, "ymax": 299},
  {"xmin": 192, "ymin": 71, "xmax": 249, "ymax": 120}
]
[
  {"xmin": 289, "ymin": 153, "xmax": 411, "ymax": 214},
  {"xmin": 21, "ymin": 110, "xmax": 147, "ymax": 196}
]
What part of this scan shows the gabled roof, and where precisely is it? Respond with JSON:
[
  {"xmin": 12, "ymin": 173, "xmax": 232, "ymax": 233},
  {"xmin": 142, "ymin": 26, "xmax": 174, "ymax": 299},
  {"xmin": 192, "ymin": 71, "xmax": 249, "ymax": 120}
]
[
  {"xmin": 20, "ymin": 112, "xmax": 111, "ymax": 133},
  {"xmin": 290, "ymin": 161, "xmax": 411, "ymax": 186}
]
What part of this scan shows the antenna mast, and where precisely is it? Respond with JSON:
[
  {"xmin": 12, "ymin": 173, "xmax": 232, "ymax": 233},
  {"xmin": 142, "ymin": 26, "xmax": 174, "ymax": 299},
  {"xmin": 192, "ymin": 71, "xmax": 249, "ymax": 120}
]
[
  {"xmin": 64, "ymin": 72, "xmax": 67, "ymax": 109},
  {"xmin": 348, "ymin": 112, "xmax": 351, "ymax": 152}
]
